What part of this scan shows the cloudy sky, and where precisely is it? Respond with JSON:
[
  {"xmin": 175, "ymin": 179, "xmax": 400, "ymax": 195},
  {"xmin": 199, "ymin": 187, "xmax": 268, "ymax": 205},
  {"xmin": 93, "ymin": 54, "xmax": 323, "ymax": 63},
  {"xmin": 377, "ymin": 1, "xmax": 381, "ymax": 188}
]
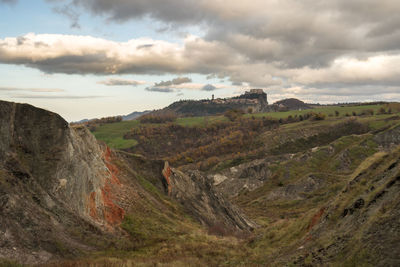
[{"xmin": 1, "ymin": 0, "xmax": 399, "ymax": 121}]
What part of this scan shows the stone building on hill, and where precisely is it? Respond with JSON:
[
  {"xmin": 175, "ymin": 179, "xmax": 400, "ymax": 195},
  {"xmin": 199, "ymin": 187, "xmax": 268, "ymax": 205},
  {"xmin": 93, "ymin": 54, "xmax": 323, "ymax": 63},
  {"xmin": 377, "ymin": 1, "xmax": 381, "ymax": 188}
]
[{"xmin": 238, "ymin": 89, "xmax": 268, "ymax": 105}]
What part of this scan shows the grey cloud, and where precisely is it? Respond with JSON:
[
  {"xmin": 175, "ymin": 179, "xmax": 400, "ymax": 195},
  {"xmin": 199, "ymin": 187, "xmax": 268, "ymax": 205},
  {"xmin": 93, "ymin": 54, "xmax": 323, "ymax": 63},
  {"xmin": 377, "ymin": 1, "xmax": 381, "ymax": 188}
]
[
  {"xmin": 231, "ymin": 81, "xmax": 243, "ymax": 86},
  {"xmin": 154, "ymin": 77, "xmax": 192, "ymax": 87},
  {"xmin": 17, "ymin": 36, "xmax": 26, "ymax": 45},
  {"xmin": 137, "ymin": 44, "xmax": 154, "ymax": 49},
  {"xmin": 201, "ymin": 84, "xmax": 217, "ymax": 91},
  {"xmin": 71, "ymin": 0, "xmax": 208, "ymax": 24},
  {"xmin": 98, "ymin": 78, "xmax": 145, "ymax": 86},
  {"xmin": 53, "ymin": 4, "xmax": 81, "ymax": 29},
  {"xmin": 145, "ymin": 87, "xmax": 174, "ymax": 93}
]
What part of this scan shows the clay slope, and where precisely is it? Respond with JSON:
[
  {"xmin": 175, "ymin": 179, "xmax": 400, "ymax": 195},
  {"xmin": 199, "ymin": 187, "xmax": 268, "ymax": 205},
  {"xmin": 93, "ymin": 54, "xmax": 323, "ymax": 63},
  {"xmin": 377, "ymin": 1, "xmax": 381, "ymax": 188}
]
[{"xmin": 0, "ymin": 100, "xmax": 253, "ymax": 265}]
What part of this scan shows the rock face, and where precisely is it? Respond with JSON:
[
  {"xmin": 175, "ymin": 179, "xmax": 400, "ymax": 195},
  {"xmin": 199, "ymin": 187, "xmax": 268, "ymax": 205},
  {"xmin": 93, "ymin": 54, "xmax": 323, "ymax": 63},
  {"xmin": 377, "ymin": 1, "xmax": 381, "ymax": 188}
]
[
  {"xmin": 164, "ymin": 166, "xmax": 255, "ymax": 231},
  {"xmin": 211, "ymin": 159, "xmax": 273, "ymax": 198},
  {"xmin": 374, "ymin": 124, "xmax": 400, "ymax": 148},
  {"xmin": 0, "ymin": 100, "xmax": 124, "ymax": 263}
]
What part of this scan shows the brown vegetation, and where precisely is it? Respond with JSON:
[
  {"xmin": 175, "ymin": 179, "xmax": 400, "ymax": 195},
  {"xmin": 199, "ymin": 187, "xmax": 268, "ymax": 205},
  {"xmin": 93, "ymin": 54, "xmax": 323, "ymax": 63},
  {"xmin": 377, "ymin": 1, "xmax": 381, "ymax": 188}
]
[
  {"xmin": 138, "ymin": 111, "xmax": 177, "ymax": 123},
  {"xmin": 124, "ymin": 117, "xmax": 279, "ymax": 168}
]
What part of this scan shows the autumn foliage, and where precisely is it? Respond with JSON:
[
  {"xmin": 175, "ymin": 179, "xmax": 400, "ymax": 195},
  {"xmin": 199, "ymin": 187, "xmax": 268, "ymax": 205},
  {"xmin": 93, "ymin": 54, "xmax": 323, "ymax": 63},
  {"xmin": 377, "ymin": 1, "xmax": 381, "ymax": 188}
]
[{"xmin": 124, "ymin": 117, "xmax": 279, "ymax": 168}]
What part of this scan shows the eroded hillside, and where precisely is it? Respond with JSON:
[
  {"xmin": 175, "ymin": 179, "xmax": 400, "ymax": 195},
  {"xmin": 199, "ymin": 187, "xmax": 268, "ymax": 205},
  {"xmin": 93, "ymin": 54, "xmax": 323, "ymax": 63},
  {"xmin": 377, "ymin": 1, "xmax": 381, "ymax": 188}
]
[
  {"xmin": 1, "ymin": 100, "xmax": 400, "ymax": 266},
  {"xmin": 0, "ymin": 100, "xmax": 253, "ymax": 266}
]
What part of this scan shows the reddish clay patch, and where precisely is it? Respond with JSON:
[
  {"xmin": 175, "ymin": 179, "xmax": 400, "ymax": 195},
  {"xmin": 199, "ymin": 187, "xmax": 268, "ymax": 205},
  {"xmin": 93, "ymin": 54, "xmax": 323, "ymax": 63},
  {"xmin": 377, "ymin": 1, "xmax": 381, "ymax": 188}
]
[
  {"xmin": 101, "ymin": 181, "xmax": 125, "ymax": 225},
  {"xmin": 88, "ymin": 191, "xmax": 98, "ymax": 219},
  {"xmin": 162, "ymin": 161, "xmax": 172, "ymax": 195},
  {"xmin": 104, "ymin": 146, "xmax": 121, "ymax": 185},
  {"xmin": 307, "ymin": 207, "xmax": 325, "ymax": 231},
  {"xmin": 94, "ymin": 146, "xmax": 125, "ymax": 225}
]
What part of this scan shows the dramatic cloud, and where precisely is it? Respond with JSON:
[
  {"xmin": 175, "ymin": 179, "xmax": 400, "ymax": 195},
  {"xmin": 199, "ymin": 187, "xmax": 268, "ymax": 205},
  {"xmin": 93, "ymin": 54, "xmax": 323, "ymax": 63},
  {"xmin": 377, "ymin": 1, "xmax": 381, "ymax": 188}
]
[
  {"xmin": 62, "ymin": 0, "xmax": 400, "ymax": 66},
  {"xmin": 3, "ymin": 0, "xmax": 400, "ymax": 100},
  {"xmin": 98, "ymin": 78, "xmax": 146, "ymax": 86},
  {"xmin": 0, "ymin": 33, "xmax": 281, "ymax": 87}
]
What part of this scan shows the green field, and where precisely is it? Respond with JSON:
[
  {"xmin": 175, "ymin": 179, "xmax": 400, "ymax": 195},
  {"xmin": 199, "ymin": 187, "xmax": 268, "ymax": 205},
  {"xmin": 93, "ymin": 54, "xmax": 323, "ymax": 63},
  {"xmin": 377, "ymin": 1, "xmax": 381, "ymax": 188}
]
[
  {"xmin": 92, "ymin": 120, "xmax": 140, "ymax": 149},
  {"xmin": 92, "ymin": 104, "xmax": 391, "ymax": 150}
]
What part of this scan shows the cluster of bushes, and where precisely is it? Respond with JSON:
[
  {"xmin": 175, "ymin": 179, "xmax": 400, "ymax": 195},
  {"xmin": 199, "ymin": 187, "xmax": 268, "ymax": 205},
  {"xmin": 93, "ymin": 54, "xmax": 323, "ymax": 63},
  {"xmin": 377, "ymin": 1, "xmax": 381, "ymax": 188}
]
[
  {"xmin": 276, "ymin": 112, "xmax": 326, "ymax": 124},
  {"xmin": 138, "ymin": 111, "xmax": 177, "ymax": 124},
  {"xmin": 224, "ymin": 109, "xmax": 244, "ymax": 121}
]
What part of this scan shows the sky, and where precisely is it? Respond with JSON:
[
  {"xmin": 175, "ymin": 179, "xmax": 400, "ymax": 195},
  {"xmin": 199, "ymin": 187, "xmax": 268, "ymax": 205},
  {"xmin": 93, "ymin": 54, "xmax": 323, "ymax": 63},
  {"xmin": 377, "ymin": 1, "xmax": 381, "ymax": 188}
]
[{"xmin": 1, "ymin": 0, "xmax": 400, "ymax": 121}]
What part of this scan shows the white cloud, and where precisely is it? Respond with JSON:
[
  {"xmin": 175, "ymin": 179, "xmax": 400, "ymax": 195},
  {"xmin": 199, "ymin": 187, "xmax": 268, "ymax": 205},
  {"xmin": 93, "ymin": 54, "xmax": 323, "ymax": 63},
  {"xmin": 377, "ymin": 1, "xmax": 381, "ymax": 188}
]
[{"xmin": 288, "ymin": 55, "xmax": 400, "ymax": 86}]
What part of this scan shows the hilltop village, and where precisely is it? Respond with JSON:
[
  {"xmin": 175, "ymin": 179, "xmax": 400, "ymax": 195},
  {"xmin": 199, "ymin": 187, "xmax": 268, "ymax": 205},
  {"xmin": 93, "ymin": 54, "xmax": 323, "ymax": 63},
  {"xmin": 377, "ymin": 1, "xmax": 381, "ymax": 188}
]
[{"xmin": 165, "ymin": 89, "xmax": 309, "ymax": 116}]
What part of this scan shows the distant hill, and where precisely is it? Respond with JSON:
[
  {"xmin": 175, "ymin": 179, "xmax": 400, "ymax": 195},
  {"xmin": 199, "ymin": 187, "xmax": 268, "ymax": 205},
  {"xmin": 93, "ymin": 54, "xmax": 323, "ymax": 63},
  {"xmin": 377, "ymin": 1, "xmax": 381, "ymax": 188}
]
[
  {"xmin": 122, "ymin": 110, "xmax": 151, "ymax": 121},
  {"xmin": 73, "ymin": 118, "xmax": 89, "ymax": 124},
  {"xmin": 273, "ymin": 98, "xmax": 311, "ymax": 111}
]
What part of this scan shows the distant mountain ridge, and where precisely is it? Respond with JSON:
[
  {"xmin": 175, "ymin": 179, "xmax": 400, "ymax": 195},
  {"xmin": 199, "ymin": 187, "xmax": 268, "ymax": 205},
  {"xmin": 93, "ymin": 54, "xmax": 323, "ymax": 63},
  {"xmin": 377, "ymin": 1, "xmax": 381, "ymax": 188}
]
[
  {"xmin": 122, "ymin": 110, "xmax": 151, "ymax": 121},
  {"xmin": 73, "ymin": 110, "xmax": 151, "ymax": 124}
]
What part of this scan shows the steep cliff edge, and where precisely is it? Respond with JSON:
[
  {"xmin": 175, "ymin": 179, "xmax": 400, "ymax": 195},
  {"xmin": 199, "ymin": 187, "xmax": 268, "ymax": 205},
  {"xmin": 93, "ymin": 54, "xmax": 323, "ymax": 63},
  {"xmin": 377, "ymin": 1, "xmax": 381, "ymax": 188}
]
[{"xmin": 0, "ymin": 100, "xmax": 127, "ymax": 263}]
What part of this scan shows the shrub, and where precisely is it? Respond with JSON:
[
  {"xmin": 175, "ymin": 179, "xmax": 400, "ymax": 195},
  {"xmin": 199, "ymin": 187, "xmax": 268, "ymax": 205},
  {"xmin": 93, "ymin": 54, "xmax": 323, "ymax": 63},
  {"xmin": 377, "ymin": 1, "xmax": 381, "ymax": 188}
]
[
  {"xmin": 360, "ymin": 109, "xmax": 374, "ymax": 116},
  {"xmin": 378, "ymin": 107, "xmax": 386, "ymax": 114},
  {"xmin": 309, "ymin": 112, "xmax": 326, "ymax": 121},
  {"xmin": 224, "ymin": 109, "xmax": 244, "ymax": 121}
]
